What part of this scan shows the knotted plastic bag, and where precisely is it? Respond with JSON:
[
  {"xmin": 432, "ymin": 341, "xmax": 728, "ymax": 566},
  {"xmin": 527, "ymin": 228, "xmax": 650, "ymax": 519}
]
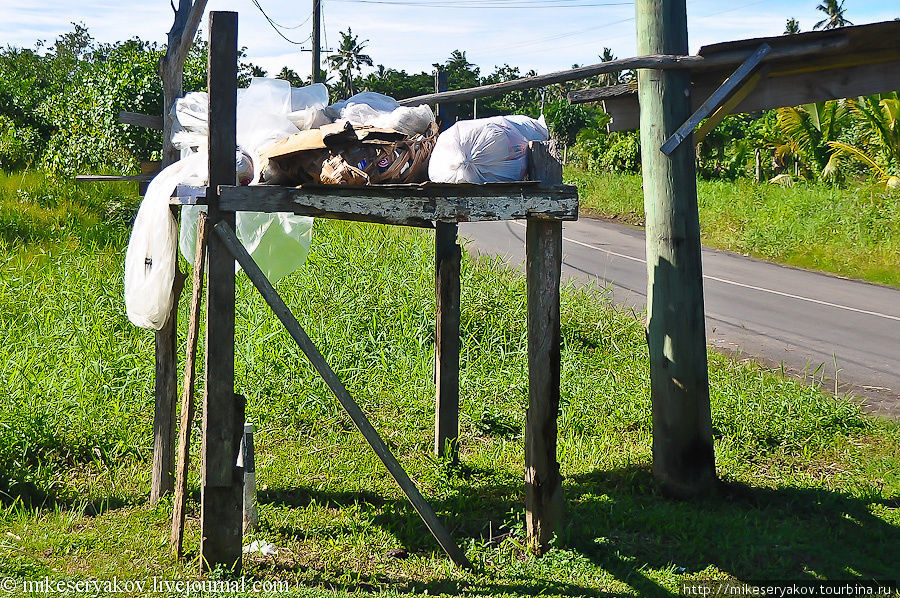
[{"xmin": 428, "ymin": 115, "xmax": 549, "ymax": 184}]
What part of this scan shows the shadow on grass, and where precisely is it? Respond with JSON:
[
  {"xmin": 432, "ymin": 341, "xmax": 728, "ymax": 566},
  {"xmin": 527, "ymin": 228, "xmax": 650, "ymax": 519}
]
[
  {"xmin": 0, "ymin": 483, "xmax": 136, "ymax": 516},
  {"xmin": 255, "ymin": 464, "xmax": 898, "ymax": 596}
]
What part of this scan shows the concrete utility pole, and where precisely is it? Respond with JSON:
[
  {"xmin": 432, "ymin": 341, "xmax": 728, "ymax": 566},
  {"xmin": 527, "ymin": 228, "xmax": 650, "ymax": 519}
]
[
  {"xmin": 635, "ymin": 0, "xmax": 717, "ymax": 496},
  {"xmin": 312, "ymin": 0, "xmax": 321, "ymax": 83}
]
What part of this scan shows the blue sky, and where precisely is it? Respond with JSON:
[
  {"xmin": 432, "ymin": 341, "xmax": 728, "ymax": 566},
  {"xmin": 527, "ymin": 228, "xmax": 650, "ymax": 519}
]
[{"xmin": 1, "ymin": 1, "xmax": 897, "ymax": 80}]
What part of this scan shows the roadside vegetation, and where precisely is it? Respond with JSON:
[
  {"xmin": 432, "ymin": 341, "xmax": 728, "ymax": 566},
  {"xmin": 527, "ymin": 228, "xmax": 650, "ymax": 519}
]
[
  {"xmin": 567, "ymin": 167, "xmax": 900, "ymax": 287},
  {"xmin": 1, "ymin": 174, "xmax": 898, "ymax": 596}
]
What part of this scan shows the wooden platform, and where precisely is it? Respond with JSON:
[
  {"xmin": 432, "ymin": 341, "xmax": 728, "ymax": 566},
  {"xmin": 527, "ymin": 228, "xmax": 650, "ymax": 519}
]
[{"xmin": 171, "ymin": 181, "xmax": 579, "ymax": 227}]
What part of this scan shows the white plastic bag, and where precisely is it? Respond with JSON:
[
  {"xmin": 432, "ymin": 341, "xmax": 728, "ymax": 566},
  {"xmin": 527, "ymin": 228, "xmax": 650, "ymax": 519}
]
[
  {"xmin": 124, "ymin": 152, "xmax": 207, "ymax": 330},
  {"xmin": 428, "ymin": 115, "xmax": 549, "ymax": 184}
]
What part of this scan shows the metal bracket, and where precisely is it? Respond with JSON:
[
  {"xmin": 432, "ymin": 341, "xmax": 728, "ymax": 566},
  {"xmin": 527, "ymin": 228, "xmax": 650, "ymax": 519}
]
[{"xmin": 661, "ymin": 43, "xmax": 771, "ymax": 155}]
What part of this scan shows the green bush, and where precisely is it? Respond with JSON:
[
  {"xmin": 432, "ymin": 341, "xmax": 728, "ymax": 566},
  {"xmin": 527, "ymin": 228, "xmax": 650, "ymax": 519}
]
[{"xmin": 0, "ymin": 116, "xmax": 42, "ymax": 171}]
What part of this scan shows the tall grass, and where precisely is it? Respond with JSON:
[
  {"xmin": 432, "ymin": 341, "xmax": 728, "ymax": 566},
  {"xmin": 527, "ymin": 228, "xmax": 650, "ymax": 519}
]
[
  {"xmin": 566, "ymin": 167, "xmax": 900, "ymax": 287},
  {"xmin": 0, "ymin": 172, "xmax": 897, "ymax": 594}
]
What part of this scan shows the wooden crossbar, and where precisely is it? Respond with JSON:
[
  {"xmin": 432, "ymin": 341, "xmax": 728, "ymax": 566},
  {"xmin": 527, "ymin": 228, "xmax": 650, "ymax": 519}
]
[{"xmin": 660, "ymin": 43, "xmax": 771, "ymax": 155}]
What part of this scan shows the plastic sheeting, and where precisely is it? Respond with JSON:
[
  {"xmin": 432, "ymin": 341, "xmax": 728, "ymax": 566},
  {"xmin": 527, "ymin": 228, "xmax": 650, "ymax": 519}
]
[
  {"xmin": 428, "ymin": 115, "xmax": 549, "ymax": 184},
  {"xmin": 124, "ymin": 78, "xmax": 324, "ymax": 330},
  {"xmin": 325, "ymin": 92, "xmax": 435, "ymax": 136}
]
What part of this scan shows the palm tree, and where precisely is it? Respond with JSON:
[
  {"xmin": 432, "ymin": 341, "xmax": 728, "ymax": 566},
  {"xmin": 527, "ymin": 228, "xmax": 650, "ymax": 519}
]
[
  {"xmin": 326, "ymin": 27, "xmax": 373, "ymax": 98},
  {"xmin": 813, "ymin": 0, "xmax": 852, "ymax": 30},
  {"xmin": 775, "ymin": 100, "xmax": 848, "ymax": 180},
  {"xmin": 784, "ymin": 18, "xmax": 801, "ymax": 34},
  {"xmin": 598, "ymin": 47, "xmax": 621, "ymax": 87},
  {"xmin": 828, "ymin": 93, "xmax": 900, "ymax": 189}
]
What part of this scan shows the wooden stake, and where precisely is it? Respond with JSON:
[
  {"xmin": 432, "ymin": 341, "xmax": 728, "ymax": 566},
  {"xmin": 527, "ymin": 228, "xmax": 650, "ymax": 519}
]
[
  {"xmin": 636, "ymin": 0, "xmax": 716, "ymax": 496},
  {"xmin": 171, "ymin": 211, "xmax": 208, "ymax": 559},
  {"xmin": 213, "ymin": 221, "xmax": 473, "ymax": 571},
  {"xmin": 200, "ymin": 10, "xmax": 243, "ymax": 573}
]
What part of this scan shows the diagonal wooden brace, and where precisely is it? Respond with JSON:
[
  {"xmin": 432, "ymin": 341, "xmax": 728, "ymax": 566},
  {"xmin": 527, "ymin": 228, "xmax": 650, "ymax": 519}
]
[
  {"xmin": 660, "ymin": 42, "xmax": 771, "ymax": 156},
  {"xmin": 213, "ymin": 221, "xmax": 473, "ymax": 571}
]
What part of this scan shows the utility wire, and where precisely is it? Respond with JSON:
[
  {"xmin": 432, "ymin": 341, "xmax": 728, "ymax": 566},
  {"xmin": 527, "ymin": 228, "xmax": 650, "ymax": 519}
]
[{"xmin": 250, "ymin": 0, "xmax": 313, "ymax": 44}]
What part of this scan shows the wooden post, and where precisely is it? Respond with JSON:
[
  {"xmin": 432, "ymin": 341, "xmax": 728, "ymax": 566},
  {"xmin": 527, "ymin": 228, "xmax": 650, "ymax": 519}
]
[
  {"xmin": 524, "ymin": 140, "xmax": 564, "ymax": 554},
  {"xmin": 433, "ymin": 71, "xmax": 461, "ymax": 461},
  {"xmin": 636, "ymin": 0, "xmax": 716, "ymax": 496},
  {"xmin": 150, "ymin": 0, "xmax": 208, "ymax": 506},
  {"xmin": 200, "ymin": 10, "xmax": 243, "ymax": 573},
  {"xmin": 151, "ymin": 314, "xmax": 179, "ymax": 504}
]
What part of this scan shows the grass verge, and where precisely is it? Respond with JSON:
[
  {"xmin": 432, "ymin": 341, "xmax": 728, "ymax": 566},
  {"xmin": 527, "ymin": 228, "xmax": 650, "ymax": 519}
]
[
  {"xmin": 566, "ymin": 167, "xmax": 900, "ymax": 287},
  {"xmin": 0, "ymin": 172, "xmax": 897, "ymax": 596}
]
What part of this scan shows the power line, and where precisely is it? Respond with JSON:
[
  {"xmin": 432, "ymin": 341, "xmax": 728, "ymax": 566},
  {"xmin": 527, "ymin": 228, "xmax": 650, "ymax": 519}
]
[{"xmin": 249, "ymin": 0, "xmax": 313, "ymax": 44}]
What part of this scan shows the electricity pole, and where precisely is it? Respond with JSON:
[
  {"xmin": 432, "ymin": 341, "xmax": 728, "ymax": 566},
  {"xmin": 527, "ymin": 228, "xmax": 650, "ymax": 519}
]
[
  {"xmin": 636, "ymin": 0, "xmax": 716, "ymax": 496},
  {"xmin": 312, "ymin": 0, "xmax": 321, "ymax": 83}
]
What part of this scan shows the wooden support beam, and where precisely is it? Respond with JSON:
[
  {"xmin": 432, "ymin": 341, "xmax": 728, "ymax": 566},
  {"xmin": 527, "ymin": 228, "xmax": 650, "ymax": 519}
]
[
  {"xmin": 660, "ymin": 43, "xmax": 770, "ymax": 155},
  {"xmin": 200, "ymin": 10, "xmax": 242, "ymax": 573},
  {"xmin": 118, "ymin": 110, "xmax": 164, "ymax": 130},
  {"xmin": 637, "ymin": 0, "xmax": 716, "ymax": 497},
  {"xmin": 434, "ymin": 221, "xmax": 460, "ymax": 460},
  {"xmin": 75, "ymin": 174, "xmax": 155, "ymax": 183},
  {"xmin": 524, "ymin": 139, "xmax": 564, "ymax": 554},
  {"xmin": 400, "ymin": 54, "xmax": 704, "ymax": 107},
  {"xmin": 694, "ymin": 69, "xmax": 764, "ymax": 144},
  {"xmin": 433, "ymin": 72, "xmax": 461, "ymax": 462},
  {"xmin": 171, "ymin": 212, "xmax": 208, "ymax": 558},
  {"xmin": 215, "ymin": 183, "xmax": 579, "ymax": 223},
  {"xmin": 525, "ymin": 219, "xmax": 563, "ymax": 554},
  {"xmin": 213, "ymin": 221, "xmax": 473, "ymax": 570}
]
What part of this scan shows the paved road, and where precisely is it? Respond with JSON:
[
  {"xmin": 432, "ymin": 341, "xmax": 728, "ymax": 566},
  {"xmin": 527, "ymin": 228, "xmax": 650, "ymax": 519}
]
[{"xmin": 459, "ymin": 218, "xmax": 900, "ymax": 418}]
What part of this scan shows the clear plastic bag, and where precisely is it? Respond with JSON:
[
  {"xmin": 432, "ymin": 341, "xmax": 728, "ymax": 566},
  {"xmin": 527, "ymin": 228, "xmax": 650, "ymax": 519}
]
[{"xmin": 126, "ymin": 78, "xmax": 322, "ymax": 329}]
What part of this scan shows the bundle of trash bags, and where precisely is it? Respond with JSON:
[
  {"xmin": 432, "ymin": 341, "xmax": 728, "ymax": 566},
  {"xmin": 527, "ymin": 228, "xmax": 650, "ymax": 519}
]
[{"xmin": 124, "ymin": 76, "xmax": 549, "ymax": 330}]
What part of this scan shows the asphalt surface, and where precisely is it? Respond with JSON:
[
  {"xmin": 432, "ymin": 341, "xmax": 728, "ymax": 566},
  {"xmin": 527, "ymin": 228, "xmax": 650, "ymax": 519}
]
[{"xmin": 459, "ymin": 218, "xmax": 900, "ymax": 418}]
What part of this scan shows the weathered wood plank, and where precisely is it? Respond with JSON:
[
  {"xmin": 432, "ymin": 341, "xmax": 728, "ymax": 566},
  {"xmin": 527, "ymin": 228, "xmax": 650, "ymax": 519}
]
[
  {"xmin": 599, "ymin": 57, "xmax": 900, "ymax": 132},
  {"xmin": 171, "ymin": 211, "xmax": 207, "ymax": 558},
  {"xmin": 213, "ymin": 221, "xmax": 473, "ymax": 570},
  {"xmin": 399, "ymin": 54, "xmax": 704, "ymax": 107},
  {"xmin": 75, "ymin": 175, "xmax": 155, "ymax": 183},
  {"xmin": 217, "ymin": 184, "xmax": 578, "ymax": 222},
  {"xmin": 525, "ymin": 219, "xmax": 563, "ymax": 554},
  {"xmin": 637, "ymin": 0, "xmax": 716, "ymax": 496},
  {"xmin": 434, "ymin": 221, "xmax": 460, "ymax": 460},
  {"xmin": 660, "ymin": 43, "xmax": 770, "ymax": 155},
  {"xmin": 200, "ymin": 10, "xmax": 242, "ymax": 574},
  {"xmin": 527, "ymin": 140, "xmax": 563, "ymax": 187},
  {"xmin": 524, "ymin": 138, "xmax": 564, "ymax": 554},
  {"xmin": 118, "ymin": 110, "xmax": 164, "ymax": 130}
]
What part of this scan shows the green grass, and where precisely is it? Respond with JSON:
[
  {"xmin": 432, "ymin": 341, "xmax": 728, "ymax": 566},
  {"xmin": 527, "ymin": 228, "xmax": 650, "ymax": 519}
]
[
  {"xmin": 0, "ymin": 172, "xmax": 898, "ymax": 597},
  {"xmin": 566, "ymin": 167, "xmax": 900, "ymax": 287}
]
